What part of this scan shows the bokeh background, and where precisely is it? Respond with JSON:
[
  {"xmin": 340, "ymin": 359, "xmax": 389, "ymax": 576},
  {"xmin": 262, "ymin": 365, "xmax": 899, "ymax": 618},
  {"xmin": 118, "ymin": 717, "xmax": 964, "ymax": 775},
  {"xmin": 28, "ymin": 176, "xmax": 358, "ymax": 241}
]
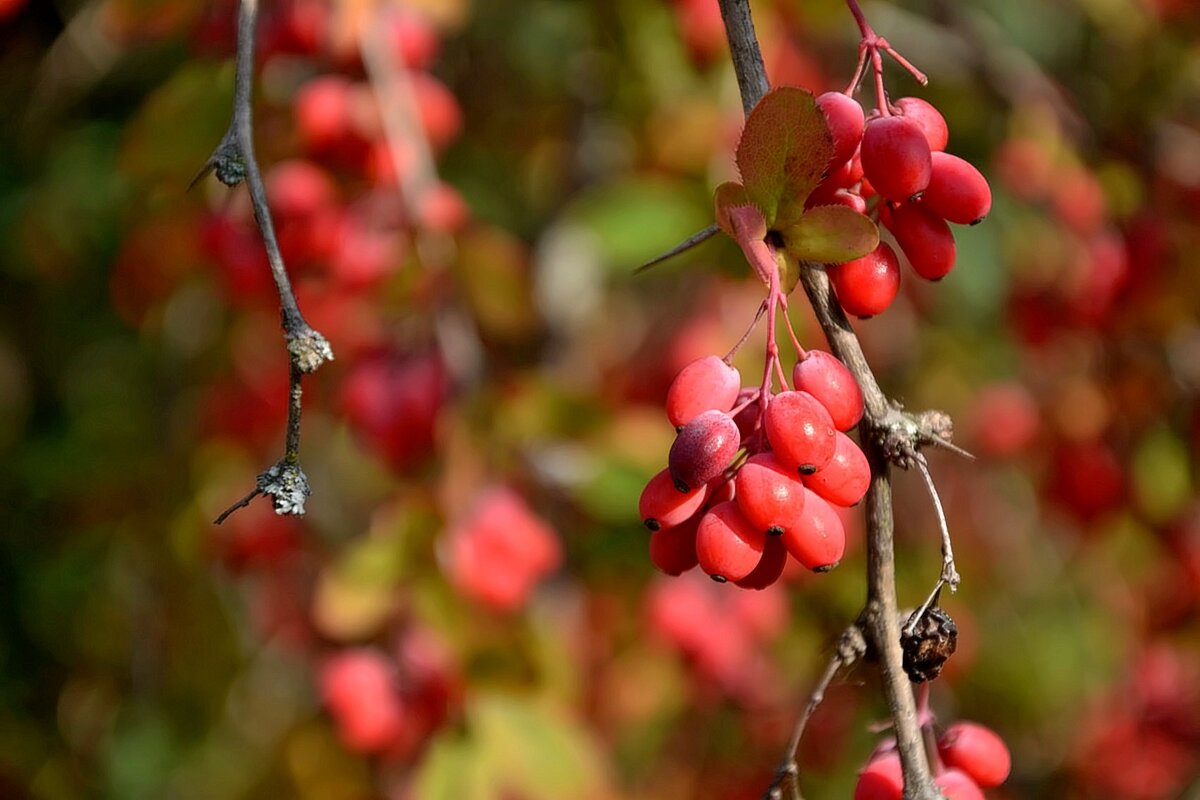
[{"xmin": 1, "ymin": 0, "xmax": 1199, "ymax": 797}]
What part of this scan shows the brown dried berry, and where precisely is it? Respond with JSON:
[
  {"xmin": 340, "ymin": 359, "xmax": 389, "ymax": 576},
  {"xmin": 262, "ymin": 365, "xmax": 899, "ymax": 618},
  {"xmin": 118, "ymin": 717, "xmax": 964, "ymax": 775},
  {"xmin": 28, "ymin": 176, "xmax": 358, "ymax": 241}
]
[{"xmin": 901, "ymin": 605, "xmax": 957, "ymax": 683}]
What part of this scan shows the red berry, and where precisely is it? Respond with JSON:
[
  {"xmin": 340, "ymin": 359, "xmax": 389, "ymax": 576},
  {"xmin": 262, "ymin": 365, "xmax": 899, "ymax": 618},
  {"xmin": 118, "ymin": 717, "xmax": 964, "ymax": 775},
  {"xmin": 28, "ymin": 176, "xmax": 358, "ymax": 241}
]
[
  {"xmin": 781, "ymin": 488, "xmax": 846, "ymax": 571},
  {"xmin": 935, "ymin": 769, "xmax": 986, "ymax": 800},
  {"xmin": 294, "ymin": 75, "xmax": 353, "ymax": 151},
  {"xmin": 734, "ymin": 452, "xmax": 807, "ymax": 536},
  {"xmin": 802, "ymin": 431, "xmax": 870, "ymax": 507},
  {"xmin": 666, "ymin": 355, "xmax": 742, "ymax": 428},
  {"xmin": 385, "ymin": 11, "xmax": 440, "ymax": 69},
  {"xmin": 791, "ymin": 350, "xmax": 863, "ymax": 432},
  {"xmin": 886, "ymin": 201, "xmax": 957, "ymax": 280},
  {"xmin": 649, "ymin": 517, "xmax": 701, "ymax": 576},
  {"xmin": 861, "ymin": 116, "xmax": 932, "ymax": 201},
  {"xmin": 695, "ymin": 501, "xmax": 766, "ymax": 582},
  {"xmin": 816, "ymin": 91, "xmax": 866, "ymax": 165},
  {"xmin": 828, "ymin": 242, "xmax": 902, "ymax": 318},
  {"xmin": 854, "ymin": 753, "xmax": 903, "ymax": 800},
  {"xmin": 894, "ymin": 97, "xmax": 949, "ymax": 152},
  {"xmin": 668, "ymin": 409, "xmax": 741, "ymax": 493},
  {"xmin": 921, "ymin": 152, "xmax": 992, "ymax": 225},
  {"xmin": 938, "ymin": 722, "xmax": 1012, "ymax": 788},
  {"xmin": 764, "ymin": 391, "xmax": 837, "ymax": 474},
  {"xmin": 640, "ymin": 468, "xmax": 709, "ymax": 530},
  {"xmin": 734, "ymin": 533, "xmax": 788, "ymax": 590},
  {"xmin": 411, "ymin": 72, "xmax": 463, "ymax": 152},
  {"xmin": 320, "ymin": 649, "xmax": 406, "ymax": 753}
]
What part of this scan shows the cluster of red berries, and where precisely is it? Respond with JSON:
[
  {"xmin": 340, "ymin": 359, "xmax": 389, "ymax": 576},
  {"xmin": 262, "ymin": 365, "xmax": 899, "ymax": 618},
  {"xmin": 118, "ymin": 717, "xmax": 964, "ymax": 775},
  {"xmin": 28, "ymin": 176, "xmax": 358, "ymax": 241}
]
[
  {"xmin": 855, "ymin": 721, "xmax": 1012, "ymax": 800},
  {"xmin": 639, "ymin": 349, "xmax": 869, "ymax": 588},
  {"xmin": 807, "ymin": 91, "xmax": 992, "ymax": 318}
]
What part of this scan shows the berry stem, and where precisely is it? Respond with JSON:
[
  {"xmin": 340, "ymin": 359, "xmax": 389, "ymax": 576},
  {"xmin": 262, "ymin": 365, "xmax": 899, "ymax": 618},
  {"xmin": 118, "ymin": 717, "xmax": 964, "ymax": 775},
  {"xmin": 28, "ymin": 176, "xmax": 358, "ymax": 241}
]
[{"xmin": 842, "ymin": 0, "xmax": 928, "ymax": 114}]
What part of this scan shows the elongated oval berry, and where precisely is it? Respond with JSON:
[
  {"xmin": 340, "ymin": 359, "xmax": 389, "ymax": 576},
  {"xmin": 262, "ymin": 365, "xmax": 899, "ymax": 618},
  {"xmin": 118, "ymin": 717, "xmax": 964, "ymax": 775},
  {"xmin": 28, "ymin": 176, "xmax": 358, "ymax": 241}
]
[
  {"xmin": 861, "ymin": 116, "xmax": 932, "ymax": 201},
  {"xmin": 853, "ymin": 753, "xmax": 902, "ymax": 800},
  {"xmin": 781, "ymin": 488, "xmax": 846, "ymax": 571},
  {"xmin": 921, "ymin": 152, "xmax": 992, "ymax": 225},
  {"xmin": 938, "ymin": 722, "xmax": 1012, "ymax": 788},
  {"xmin": 764, "ymin": 391, "xmax": 837, "ymax": 474},
  {"xmin": 666, "ymin": 355, "xmax": 741, "ymax": 428},
  {"xmin": 828, "ymin": 242, "xmax": 901, "ymax": 318},
  {"xmin": 935, "ymin": 769, "xmax": 986, "ymax": 800},
  {"xmin": 894, "ymin": 97, "xmax": 949, "ymax": 152},
  {"xmin": 734, "ymin": 452, "xmax": 807, "ymax": 536},
  {"xmin": 817, "ymin": 92, "xmax": 866, "ymax": 165},
  {"xmin": 668, "ymin": 410, "xmax": 741, "ymax": 493},
  {"xmin": 639, "ymin": 468, "xmax": 708, "ymax": 531},
  {"xmin": 694, "ymin": 501, "xmax": 765, "ymax": 582},
  {"xmin": 649, "ymin": 517, "xmax": 700, "ymax": 576},
  {"xmin": 802, "ymin": 431, "xmax": 870, "ymax": 506},
  {"xmin": 791, "ymin": 350, "xmax": 863, "ymax": 431},
  {"xmin": 886, "ymin": 201, "xmax": 957, "ymax": 280},
  {"xmin": 733, "ymin": 533, "xmax": 787, "ymax": 590}
]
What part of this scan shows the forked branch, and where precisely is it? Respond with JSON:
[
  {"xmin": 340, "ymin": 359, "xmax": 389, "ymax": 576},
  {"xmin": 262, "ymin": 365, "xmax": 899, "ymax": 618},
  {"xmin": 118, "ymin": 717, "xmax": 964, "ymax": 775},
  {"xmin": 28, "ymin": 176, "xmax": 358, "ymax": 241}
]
[{"xmin": 201, "ymin": 0, "xmax": 333, "ymax": 523}]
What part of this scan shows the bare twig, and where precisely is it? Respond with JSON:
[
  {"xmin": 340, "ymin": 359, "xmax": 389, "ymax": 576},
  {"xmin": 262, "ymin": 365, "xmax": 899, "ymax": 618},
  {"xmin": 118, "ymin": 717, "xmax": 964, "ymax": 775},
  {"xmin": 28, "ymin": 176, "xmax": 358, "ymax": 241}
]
[
  {"xmin": 202, "ymin": 0, "xmax": 332, "ymax": 523},
  {"xmin": 765, "ymin": 625, "xmax": 868, "ymax": 800},
  {"xmin": 716, "ymin": 2, "xmax": 944, "ymax": 797},
  {"xmin": 904, "ymin": 455, "xmax": 961, "ymax": 636}
]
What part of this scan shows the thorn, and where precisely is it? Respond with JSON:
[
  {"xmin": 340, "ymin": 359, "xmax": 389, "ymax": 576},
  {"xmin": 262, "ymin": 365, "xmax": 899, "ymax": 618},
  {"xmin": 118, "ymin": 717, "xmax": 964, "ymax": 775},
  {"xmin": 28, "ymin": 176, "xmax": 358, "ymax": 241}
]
[
  {"xmin": 634, "ymin": 224, "xmax": 721, "ymax": 274},
  {"xmin": 926, "ymin": 435, "xmax": 977, "ymax": 461}
]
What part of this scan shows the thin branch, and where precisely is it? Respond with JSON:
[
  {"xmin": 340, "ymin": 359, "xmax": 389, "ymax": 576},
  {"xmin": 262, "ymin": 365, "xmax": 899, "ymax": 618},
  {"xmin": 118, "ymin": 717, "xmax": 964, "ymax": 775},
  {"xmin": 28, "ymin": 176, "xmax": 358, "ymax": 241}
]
[
  {"xmin": 201, "ymin": 0, "xmax": 332, "ymax": 522},
  {"xmin": 904, "ymin": 456, "xmax": 960, "ymax": 636},
  {"xmin": 716, "ymin": 2, "xmax": 942, "ymax": 797},
  {"xmin": 214, "ymin": 487, "xmax": 262, "ymax": 525},
  {"xmin": 765, "ymin": 625, "xmax": 868, "ymax": 800}
]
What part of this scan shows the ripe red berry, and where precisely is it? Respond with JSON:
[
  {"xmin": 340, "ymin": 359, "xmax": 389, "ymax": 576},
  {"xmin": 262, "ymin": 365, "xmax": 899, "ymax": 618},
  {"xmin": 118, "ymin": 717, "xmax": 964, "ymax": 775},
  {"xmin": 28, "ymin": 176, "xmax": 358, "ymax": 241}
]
[
  {"xmin": 695, "ymin": 501, "xmax": 766, "ymax": 582},
  {"xmin": 938, "ymin": 721, "xmax": 1012, "ymax": 788},
  {"xmin": 921, "ymin": 152, "xmax": 992, "ymax": 225},
  {"xmin": 294, "ymin": 75, "xmax": 353, "ymax": 151},
  {"xmin": 666, "ymin": 355, "xmax": 742, "ymax": 428},
  {"xmin": 411, "ymin": 72, "xmax": 463, "ymax": 152},
  {"xmin": 802, "ymin": 431, "xmax": 870, "ymax": 507},
  {"xmin": 668, "ymin": 410, "xmax": 741, "ymax": 493},
  {"xmin": 734, "ymin": 533, "xmax": 787, "ymax": 590},
  {"xmin": 764, "ymin": 391, "xmax": 837, "ymax": 474},
  {"xmin": 861, "ymin": 116, "xmax": 932, "ymax": 201},
  {"xmin": 816, "ymin": 91, "xmax": 866, "ymax": 165},
  {"xmin": 828, "ymin": 242, "xmax": 902, "ymax": 318},
  {"xmin": 935, "ymin": 769, "xmax": 986, "ymax": 800},
  {"xmin": 781, "ymin": 488, "xmax": 846, "ymax": 571},
  {"xmin": 893, "ymin": 97, "xmax": 949, "ymax": 152},
  {"xmin": 640, "ymin": 468, "xmax": 709, "ymax": 530},
  {"xmin": 791, "ymin": 350, "xmax": 863, "ymax": 431},
  {"xmin": 320, "ymin": 649, "xmax": 406, "ymax": 753},
  {"xmin": 886, "ymin": 201, "xmax": 957, "ymax": 280},
  {"xmin": 854, "ymin": 753, "xmax": 903, "ymax": 800},
  {"xmin": 733, "ymin": 452, "xmax": 807, "ymax": 536},
  {"xmin": 649, "ymin": 517, "xmax": 701, "ymax": 576}
]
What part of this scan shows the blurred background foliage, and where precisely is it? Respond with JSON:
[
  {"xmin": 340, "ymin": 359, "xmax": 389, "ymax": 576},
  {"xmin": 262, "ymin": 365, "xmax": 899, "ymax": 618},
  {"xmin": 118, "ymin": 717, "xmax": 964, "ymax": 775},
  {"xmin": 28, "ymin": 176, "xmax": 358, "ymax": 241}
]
[{"xmin": 1, "ymin": 0, "xmax": 1199, "ymax": 798}]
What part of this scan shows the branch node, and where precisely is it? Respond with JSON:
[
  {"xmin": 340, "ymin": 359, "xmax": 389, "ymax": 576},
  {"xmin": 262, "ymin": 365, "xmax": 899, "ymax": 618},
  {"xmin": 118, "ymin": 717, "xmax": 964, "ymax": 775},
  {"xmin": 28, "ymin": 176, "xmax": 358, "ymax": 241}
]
[
  {"xmin": 257, "ymin": 460, "xmax": 311, "ymax": 516},
  {"xmin": 287, "ymin": 327, "xmax": 335, "ymax": 373}
]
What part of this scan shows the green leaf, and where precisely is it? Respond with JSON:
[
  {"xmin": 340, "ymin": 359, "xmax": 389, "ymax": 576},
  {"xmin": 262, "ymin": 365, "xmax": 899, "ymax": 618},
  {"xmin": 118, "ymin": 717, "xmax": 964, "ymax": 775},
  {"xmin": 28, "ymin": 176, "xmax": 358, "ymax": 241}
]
[
  {"xmin": 735, "ymin": 87, "xmax": 833, "ymax": 228},
  {"xmin": 414, "ymin": 733, "xmax": 498, "ymax": 800},
  {"xmin": 472, "ymin": 693, "xmax": 609, "ymax": 800},
  {"xmin": 781, "ymin": 205, "xmax": 879, "ymax": 265}
]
